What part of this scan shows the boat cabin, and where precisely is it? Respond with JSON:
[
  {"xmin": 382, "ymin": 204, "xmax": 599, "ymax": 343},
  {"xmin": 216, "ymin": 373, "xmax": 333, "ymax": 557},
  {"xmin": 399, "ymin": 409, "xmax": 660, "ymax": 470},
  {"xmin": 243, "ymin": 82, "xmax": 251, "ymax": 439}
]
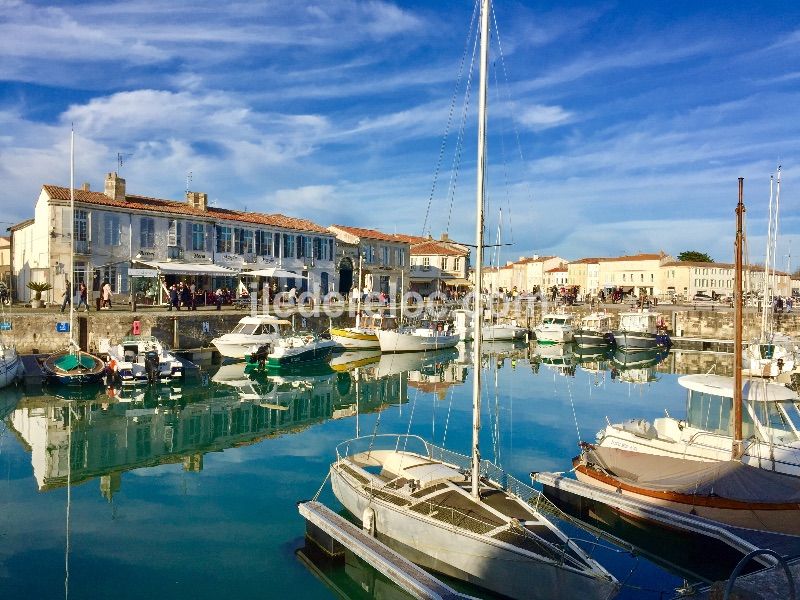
[
  {"xmin": 230, "ymin": 316, "xmax": 291, "ymax": 336},
  {"xmin": 541, "ymin": 314, "xmax": 573, "ymax": 326},
  {"xmin": 680, "ymin": 374, "xmax": 800, "ymax": 445},
  {"xmin": 617, "ymin": 311, "xmax": 661, "ymax": 334}
]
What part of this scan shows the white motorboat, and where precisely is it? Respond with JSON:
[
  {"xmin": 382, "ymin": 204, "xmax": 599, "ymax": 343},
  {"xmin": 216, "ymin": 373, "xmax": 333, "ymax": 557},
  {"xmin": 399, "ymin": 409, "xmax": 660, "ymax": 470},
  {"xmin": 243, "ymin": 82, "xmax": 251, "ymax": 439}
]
[
  {"xmin": 330, "ymin": 4, "xmax": 620, "ymax": 597},
  {"xmin": 376, "ymin": 320, "xmax": 460, "ymax": 353},
  {"xmin": 100, "ymin": 336, "xmax": 183, "ymax": 385},
  {"xmin": 210, "ymin": 315, "xmax": 291, "ymax": 359},
  {"xmin": 533, "ymin": 312, "xmax": 574, "ymax": 343},
  {"xmin": 0, "ymin": 343, "xmax": 22, "ymax": 389}
]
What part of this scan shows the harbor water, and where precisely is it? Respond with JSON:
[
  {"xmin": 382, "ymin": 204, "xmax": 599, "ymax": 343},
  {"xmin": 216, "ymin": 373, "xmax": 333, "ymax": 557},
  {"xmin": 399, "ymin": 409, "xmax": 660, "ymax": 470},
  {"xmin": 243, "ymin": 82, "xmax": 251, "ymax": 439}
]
[{"xmin": 0, "ymin": 344, "xmax": 737, "ymax": 599}]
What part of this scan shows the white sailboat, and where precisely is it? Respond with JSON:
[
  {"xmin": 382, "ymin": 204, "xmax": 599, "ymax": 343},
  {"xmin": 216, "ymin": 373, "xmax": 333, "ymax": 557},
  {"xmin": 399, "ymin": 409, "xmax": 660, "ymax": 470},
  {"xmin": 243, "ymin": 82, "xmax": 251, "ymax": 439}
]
[
  {"xmin": 330, "ymin": 3, "xmax": 619, "ymax": 598},
  {"xmin": 0, "ymin": 293, "xmax": 21, "ymax": 388},
  {"xmin": 743, "ymin": 166, "xmax": 796, "ymax": 377},
  {"xmin": 575, "ymin": 179, "xmax": 800, "ymax": 535}
]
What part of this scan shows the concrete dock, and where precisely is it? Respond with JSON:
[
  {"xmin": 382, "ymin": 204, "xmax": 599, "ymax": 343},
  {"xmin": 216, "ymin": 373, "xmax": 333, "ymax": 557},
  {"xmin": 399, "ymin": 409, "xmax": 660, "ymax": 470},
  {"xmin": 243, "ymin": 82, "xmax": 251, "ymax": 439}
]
[{"xmin": 298, "ymin": 501, "xmax": 475, "ymax": 600}]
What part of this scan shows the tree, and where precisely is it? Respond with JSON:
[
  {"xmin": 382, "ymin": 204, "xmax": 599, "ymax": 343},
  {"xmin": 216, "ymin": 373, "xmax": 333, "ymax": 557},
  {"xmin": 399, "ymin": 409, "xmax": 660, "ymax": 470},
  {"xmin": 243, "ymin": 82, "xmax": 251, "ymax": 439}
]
[{"xmin": 677, "ymin": 250, "xmax": 713, "ymax": 263}]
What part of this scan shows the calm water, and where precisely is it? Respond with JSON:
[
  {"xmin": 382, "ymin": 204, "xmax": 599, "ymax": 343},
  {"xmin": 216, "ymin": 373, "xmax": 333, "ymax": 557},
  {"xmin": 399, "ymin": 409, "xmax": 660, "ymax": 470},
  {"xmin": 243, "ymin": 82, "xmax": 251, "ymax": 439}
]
[{"xmin": 0, "ymin": 344, "xmax": 725, "ymax": 599}]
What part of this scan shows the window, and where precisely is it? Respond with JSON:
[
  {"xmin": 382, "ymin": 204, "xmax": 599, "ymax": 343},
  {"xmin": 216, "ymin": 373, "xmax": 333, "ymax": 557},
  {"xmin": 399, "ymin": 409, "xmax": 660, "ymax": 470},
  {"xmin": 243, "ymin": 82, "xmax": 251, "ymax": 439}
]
[
  {"xmin": 102, "ymin": 264, "xmax": 118, "ymax": 293},
  {"xmin": 168, "ymin": 219, "xmax": 182, "ymax": 247},
  {"xmin": 441, "ymin": 257, "xmax": 448, "ymax": 270},
  {"xmin": 256, "ymin": 230, "xmax": 273, "ymax": 256},
  {"xmin": 283, "ymin": 234, "xmax": 296, "ymax": 258},
  {"xmin": 274, "ymin": 233, "xmax": 281, "ymax": 257},
  {"xmin": 304, "ymin": 236, "xmax": 313, "ymax": 260},
  {"xmin": 382, "ymin": 246, "xmax": 390, "ymax": 265},
  {"xmin": 140, "ymin": 217, "xmax": 155, "ymax": 248},
  {"xmin": 104, "ymin": 214, "xmax": 121, "ymax": 246},
  {"xmin": 233, "ymin": 228, "xmax": 243, "ymax": 254},
  {"xmin": 399, "ymin": 248, "xmax": 405, "ymax": 267},
  {"xmin": 453, "ymin": 257, "xmax": 461, "ymax": 271},
  {"xmin": 191, "ymin": 223, "xmax": 205, "ymax": 251},
  {"xmin": 364, "ymin": 245, "xmax": 375, "ymax": 263},
  {"xmin": 313, "ymin": 237, "xmax": 322, "ymax": 260},
  {"xmin": 241, "ymin": 229, "xmax": 254, "ymax": 254},
  {"xmin": 216, "ymin": 226, "xmax": 233, "ymax": 253},
  {"xmin": 422, "ymin": 256, "xmax": 430, "ymax": 268}
]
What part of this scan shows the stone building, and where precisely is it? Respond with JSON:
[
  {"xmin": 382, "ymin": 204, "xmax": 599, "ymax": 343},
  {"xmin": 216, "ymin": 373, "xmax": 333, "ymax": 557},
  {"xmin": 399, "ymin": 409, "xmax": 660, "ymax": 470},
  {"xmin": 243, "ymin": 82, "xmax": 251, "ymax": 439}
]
[{"xmin": 10, "ymin": 172, "xmax": 336, "ymax": 304}]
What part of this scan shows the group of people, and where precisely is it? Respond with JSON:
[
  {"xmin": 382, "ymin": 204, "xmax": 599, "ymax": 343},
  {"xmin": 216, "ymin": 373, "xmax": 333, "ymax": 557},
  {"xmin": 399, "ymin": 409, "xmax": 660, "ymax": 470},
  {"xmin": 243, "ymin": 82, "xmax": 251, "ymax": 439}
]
[
  {"xmin": 168, "ymin": 281, "xmax": 199, "ymax": 311},
  {"xmin": 60, "ymin": 279, "xmax": 113, "ymax": 312}
]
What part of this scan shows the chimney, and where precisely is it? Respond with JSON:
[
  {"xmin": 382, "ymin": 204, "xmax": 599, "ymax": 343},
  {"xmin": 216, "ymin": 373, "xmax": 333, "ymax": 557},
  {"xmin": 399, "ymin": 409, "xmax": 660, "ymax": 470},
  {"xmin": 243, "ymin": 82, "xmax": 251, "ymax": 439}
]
[
  {"xmin": 186, "ymin": 191, "xmax": 208, "ymax": 211},
  {"xmin": 81, "ymin": 182, "xmax": 90, "ymax": 192},
  {"xmin": 440, "ymin": 232, "xmax": 449, "ymax": 241},
  {"xmin": 104, "ymin": 172, "xmax": 126, "ymax": 202}
]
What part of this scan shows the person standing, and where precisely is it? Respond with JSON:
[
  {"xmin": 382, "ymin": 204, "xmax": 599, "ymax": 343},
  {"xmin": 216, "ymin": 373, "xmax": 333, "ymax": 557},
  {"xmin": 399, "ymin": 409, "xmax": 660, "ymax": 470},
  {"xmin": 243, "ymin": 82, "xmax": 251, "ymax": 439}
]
[
  {"xmin": 76, "ymin": 281, "xmax": 89, "ymax": 312},
  {"xmin": 169, "ymin": 285, "xmax": 179, "ymax": 311},
  {"xmin": 215, "ymin": 287, "xmax": 223, "ymax": 311},
  {"xmin": 189, "ymin": 281, "xmax": 197, "ymax": 310},
  {"xmin": 60, "ymin": 279, "xmax": 72, "ymax": 313},
  {"xmin": 101, "ymin": 279, "xmax": 112, "ymax": 309}
]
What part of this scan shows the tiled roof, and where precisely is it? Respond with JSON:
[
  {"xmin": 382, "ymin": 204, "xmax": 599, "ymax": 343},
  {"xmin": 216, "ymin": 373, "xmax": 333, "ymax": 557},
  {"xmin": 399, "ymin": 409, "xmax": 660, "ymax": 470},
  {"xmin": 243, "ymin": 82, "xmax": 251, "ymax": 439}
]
[
  {"xmin": 546, "ymin": 266, "xmax": 568, "ymax": 273},
  {"xmin": 599, "ymin": 253, "xmax": 665, "ymax": 262},
  {"xmin": 661, "ymin": 260, "xmax": 787, "ymax": 275},
  {"xmin": 410, "ymin": 240, "xmax": 468, "ymax": 256},
  {"xmin": 570, "ymin": 257, "xmax": 605, "ymax": 264},
  {"xmin": 43, "ymin": 185, "xmax": 330, "ymax": 234},
  {"xmin": 8, "ymin": 218, "xmax": 34, "ymax": 232},
  {"xmin": 329, "ymin": 225, "xmax": 406, "ymax": 243},
  {"xmin": 393, "ymin": 233, "xmax": 429, "ymax": 244}
]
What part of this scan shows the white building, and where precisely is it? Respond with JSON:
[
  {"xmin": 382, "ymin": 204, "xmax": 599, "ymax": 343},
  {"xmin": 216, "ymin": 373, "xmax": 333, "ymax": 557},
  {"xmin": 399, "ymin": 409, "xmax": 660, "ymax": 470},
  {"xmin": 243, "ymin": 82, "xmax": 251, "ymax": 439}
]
[{"xmin": 11, "ymin": 173, "xmax": 336, "ymax": 304}]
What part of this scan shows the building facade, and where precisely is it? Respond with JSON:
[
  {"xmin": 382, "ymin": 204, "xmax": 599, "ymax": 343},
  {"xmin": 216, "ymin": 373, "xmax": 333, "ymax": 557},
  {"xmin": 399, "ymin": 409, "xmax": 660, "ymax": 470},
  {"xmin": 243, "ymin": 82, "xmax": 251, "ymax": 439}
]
[
  {"xmin": 11, "ymin": 173, "xmax": 336, "ymax": 304},
  {"xmin": 328, "ymin": 225, "xmax": 411, "ymax": 300}
]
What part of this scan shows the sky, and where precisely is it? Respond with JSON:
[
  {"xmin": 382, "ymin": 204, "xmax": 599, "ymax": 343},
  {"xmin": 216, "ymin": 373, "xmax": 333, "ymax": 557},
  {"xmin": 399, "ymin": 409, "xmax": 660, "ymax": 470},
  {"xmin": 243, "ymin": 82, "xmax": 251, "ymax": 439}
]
[{"xmin": 1, "ymin": 0, "xmax": 799, "ymax": 269}]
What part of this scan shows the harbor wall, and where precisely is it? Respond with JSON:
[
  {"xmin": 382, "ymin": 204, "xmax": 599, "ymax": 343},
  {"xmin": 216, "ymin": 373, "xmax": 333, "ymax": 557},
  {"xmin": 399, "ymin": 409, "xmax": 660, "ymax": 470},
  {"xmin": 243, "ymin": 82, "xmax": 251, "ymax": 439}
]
[{"xmin": 1, "ymin": 304, "xmax": 797, "ymax": 354}]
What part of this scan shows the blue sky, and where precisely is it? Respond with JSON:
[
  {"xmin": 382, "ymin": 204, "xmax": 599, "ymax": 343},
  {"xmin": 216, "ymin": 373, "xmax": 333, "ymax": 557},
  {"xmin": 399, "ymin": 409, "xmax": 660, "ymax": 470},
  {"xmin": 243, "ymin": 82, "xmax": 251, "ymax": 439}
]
[{"xmin": 1, "ymin": 0, "xmax": 799, "ymax": 269}]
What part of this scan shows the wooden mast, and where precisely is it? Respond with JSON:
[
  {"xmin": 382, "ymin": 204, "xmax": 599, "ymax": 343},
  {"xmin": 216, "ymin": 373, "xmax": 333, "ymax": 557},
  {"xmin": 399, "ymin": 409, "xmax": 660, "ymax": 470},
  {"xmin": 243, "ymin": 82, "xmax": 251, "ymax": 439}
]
[
  {"xmin": 471, "ymin": 0, "xmax": 490, "ymax": 500},
  {"xmin": 733, "ymin": 177, "xmax": 745, "ymax": 458}
]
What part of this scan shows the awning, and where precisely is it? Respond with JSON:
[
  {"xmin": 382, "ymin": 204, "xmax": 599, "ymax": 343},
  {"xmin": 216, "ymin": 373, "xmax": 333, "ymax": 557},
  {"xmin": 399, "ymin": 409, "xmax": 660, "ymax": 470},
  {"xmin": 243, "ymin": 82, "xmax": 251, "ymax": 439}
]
[
  {"xmin": 243, "ymin": 267, "xmax": 307, "ymax": 279},
  {"xmin": 443, "ymin": 278, "xmax": 472, "ymax": 286},
  {"xmin": 136, "ymin": 261, "xmax": 237, "ymax": 276}
]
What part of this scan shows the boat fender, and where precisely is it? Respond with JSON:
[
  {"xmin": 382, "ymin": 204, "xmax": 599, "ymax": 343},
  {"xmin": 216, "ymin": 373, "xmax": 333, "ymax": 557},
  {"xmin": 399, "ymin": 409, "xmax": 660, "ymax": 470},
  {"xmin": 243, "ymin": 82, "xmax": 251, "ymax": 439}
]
[{"xmin": 362, "ymin": 507, "xmax": 376, "ymax": 537}]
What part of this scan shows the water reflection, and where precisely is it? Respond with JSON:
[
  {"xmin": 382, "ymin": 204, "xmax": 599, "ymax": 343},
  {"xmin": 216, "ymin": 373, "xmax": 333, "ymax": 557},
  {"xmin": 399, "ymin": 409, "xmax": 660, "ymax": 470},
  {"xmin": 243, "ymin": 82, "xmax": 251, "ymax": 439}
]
[{"xmin": 7, "ymin": 354, "xmax": 428, "ymax": 497}]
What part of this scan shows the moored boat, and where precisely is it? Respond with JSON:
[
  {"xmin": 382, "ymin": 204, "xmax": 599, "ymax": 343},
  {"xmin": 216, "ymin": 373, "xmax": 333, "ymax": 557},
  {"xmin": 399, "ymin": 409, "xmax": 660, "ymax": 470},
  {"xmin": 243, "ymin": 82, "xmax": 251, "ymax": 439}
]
[
  {"xmin": 611, "ymin": 310, "xmax": 670, "ymax": 351},
  {"xmin": 573, "ymin": 312, "xmax": 614, "ymax": 348},
  {"xmin": 533, "ymin": 312, "xmax": 574, "ymax": 343},
  {"xmin": 376, "ymin": 320, "xmax": 460, "ymax": 353},
  {"xmin": 210, "ymin": 314, "xmax": 291, "ymax": 359},
  {"xmin": 100, "ymin": 336, "xmax": 183, "ymax": 385},
  {"xmin": 255, "ymin": 333, "xmax": 337, "ymax": 369},
  {"xmin": 0, "ymin": 343, "xmax": 22, "ymax": 389}
]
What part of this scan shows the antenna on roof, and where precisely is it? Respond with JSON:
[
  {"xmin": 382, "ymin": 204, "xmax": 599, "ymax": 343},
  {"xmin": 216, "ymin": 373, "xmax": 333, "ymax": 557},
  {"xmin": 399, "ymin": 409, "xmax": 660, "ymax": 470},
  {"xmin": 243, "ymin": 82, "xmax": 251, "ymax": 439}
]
[
  {"xmin": 117, "ymin": 152, "xmax": 133, "ymax": 174},
  {"xmin": 185, "ymin": 171, "xmax": 193, "ymax": 195}
]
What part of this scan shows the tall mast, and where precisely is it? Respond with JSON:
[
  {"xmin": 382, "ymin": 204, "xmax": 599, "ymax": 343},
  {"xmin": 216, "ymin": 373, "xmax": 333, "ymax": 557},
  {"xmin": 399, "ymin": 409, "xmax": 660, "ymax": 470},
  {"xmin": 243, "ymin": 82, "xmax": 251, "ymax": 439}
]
[
  {"xmin": 69, "ymin": 129, "xmax": 75, "ymax": 352},
  {"xmin": 471, "ymin": 0, "xmax": 490, "ymax": 500},
  {"xmin": 733, "ymin": 177, "xmax": 745, "ymax": 459}
]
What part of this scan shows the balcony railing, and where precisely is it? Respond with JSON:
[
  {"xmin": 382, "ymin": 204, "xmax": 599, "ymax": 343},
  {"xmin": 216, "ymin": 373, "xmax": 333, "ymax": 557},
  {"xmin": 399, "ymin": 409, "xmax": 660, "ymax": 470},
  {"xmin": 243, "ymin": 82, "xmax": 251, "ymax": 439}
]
[
  {"xmin": 73, "ymin": 240, "xmax": 90, "ymax": 255},
  {"xmin": 167, "ymin": 246, "xmax": 184, "ymax": 260}
]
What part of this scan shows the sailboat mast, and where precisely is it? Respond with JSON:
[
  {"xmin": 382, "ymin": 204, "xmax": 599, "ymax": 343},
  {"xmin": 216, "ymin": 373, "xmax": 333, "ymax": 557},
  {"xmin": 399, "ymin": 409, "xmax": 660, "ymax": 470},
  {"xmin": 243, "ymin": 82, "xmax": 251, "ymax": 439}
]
[
  {"xmin": 471, "ymin": 0, "xmax": 490, "ymax": 500},
  {"xmin": 733, "ymin": 177, "xmax": 745, "ymax": 458},
  {"xmin": 69, "ymin": 129, "xmax": 75, "ymax": 351}
]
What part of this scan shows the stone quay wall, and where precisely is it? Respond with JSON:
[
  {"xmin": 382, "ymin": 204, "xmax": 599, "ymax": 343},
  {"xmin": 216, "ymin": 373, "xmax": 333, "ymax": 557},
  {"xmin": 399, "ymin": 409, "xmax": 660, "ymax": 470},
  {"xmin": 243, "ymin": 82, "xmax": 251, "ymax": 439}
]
[{"xmin": 1, "ymin": 302, "xmax": 797, "ymax": 355}]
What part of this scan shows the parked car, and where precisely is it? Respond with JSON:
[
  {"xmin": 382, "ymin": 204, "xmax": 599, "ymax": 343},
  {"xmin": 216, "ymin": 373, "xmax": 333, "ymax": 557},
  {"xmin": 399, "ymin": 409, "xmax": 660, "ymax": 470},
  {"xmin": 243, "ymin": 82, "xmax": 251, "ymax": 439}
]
[{"xmin": 693, "ymin": 292, "xmax": 712, "ymax": 301}]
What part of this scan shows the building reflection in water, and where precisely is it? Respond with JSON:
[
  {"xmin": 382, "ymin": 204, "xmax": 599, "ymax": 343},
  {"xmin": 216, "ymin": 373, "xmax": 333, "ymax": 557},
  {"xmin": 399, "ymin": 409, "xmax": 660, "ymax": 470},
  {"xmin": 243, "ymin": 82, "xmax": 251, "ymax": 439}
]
[{"xmin": 7, "ymin": 350, "xmax": 446, "ymax": 498}]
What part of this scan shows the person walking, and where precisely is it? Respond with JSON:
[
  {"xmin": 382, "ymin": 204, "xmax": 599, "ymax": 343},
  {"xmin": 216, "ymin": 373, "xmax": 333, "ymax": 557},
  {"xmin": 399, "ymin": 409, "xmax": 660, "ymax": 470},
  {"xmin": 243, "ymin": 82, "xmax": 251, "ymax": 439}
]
[
  {"xmin": 60, "ymin": 279, "xmax": 72, "ymax": 313},
  {"xmin": 76, "ymin": 281, "xmax": 89, "ymax": 312},
  {"xmin": 101, "ymin": 279, "xmax": 113, "ymax": 309}
]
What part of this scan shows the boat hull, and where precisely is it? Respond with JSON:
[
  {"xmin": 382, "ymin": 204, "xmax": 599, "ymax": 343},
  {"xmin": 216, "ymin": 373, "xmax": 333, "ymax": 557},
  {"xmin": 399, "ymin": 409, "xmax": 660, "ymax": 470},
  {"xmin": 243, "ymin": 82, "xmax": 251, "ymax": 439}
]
[
  {"xmin": 0, "ymin": 348, "xmax": 22, "ymax": 388},
  {"xmin": 211, "ymin": 334, "xmax": 282, "ymax": 359},
  {"xmin": 266, "ymin": 342, "xmax": 336, "ymax": 368},
  {"xmin": 483, "ymin": 324, "xmax": 528, "ymax": 340},
  {"xmin": 331, "ymin": 465, "xmax": 618, "ymax": 600},
  {"xmin": 573, "ymin": 329, "xmax": 613, "ymax": 348},
  {"xmin": 612, "ymin": 330, "xmax": 669, "ymax": 351},
  {"xmin": 377, "ymin": 330, "xmax": 460, "ymax": 353},
  {"xmin": 574, "ymin": 463, "xmax": 800, "ymax": 536},
  {"xmin": 329, "ymin": 327, "xmax": 380, "ymax": 349},
  {"xmin": 534, "ymin": 327, "xmax": 573, "ymax": 343},
  {"xmin": 41, "ymin": 350, "xmax": 106, "ymax": 386}
]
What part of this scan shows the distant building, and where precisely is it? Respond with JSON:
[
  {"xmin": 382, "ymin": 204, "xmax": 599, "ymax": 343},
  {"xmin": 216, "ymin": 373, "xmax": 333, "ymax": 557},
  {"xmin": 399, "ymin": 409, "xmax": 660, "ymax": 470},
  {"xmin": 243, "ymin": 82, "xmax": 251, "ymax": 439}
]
[
  {"xmin": 482, "ymin": 255, "xmax": 564, "ymax": 293},
  {"xmin": 0, "ymin": 236, "xmax": 10, "ymax": 288},
  {"xmin": 597, "ymin": 252, "xmax": 673, "ymax": 297},
  {"xmin": 660, "ymin": 261, "xmax": 790, "ymax": 299},
  {"xmin": 327, "ymin": 225, "xmax": 410, "ymax": 299},
  {"xmin": 10, "ymin": 173, "xmax": 336, "ymax": 304},
  {"xmin": 399, "ymin": 233, "xmax": 470, "ymax": 296}
]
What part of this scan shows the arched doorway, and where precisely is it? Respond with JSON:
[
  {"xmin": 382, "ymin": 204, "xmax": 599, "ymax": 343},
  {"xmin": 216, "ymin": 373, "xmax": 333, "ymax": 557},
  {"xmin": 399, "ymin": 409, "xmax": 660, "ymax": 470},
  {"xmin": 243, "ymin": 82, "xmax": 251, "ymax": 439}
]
[{"xmin": 337, "ymin": 257, "xmax": 353, "ymax": 294}]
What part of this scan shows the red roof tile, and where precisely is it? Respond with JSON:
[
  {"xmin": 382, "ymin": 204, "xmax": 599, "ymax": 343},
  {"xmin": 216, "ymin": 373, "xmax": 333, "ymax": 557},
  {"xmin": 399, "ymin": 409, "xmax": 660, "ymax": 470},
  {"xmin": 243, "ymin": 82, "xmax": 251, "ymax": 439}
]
[
  {"xmin": 329, "ymin": 225, "xmax": 407, "ymax": 242},
  {"xmin": 43, "ymin": 185, "xmax": 329, "ymax": 233},
  {"xmin": 410, "ymin": 240, "xmax": 468, "ymax": 256},
  {"xmin": 598, "ymin": 253, "xmax": 665, "ymax": 262}
]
